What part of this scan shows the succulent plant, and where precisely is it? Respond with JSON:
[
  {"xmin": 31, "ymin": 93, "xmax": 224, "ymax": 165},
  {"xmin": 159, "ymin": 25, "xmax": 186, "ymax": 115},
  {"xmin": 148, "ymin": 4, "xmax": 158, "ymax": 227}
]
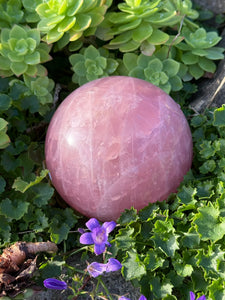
[
  {"xmin": 0, "ymin": 0, "xmax": 24, "ymax": 28},
  {"xmin": 121, "ymin": 47, "xmax": 183, "ymax": 94},
  {"xmin": 0, "ymin": 118, "xmax": 10, "ymax": 149},
  {"xmin": 23, "ymin": 75, "xmax": 54, "ymax": 106},
  {"xmin": 22, "ymin": 0, "xmax": 43, "ymax": 23},
  {"xmin": 36, "ymin": 0, "xmax": 112, "ymax": 44},
  {"xmin": 0, "ymin": 24, "xmax": 52, "ymax": 77},
  {"xmin": 96, "ymin": 0, "xmax": 198, "ymax": 52},
  {"xmin": 69, "ymin": 45, "xmax": 119, "ymax": 86},
  {"xmin": 176, "ymin": 27, "xmax": 225, "ymax": 79}
]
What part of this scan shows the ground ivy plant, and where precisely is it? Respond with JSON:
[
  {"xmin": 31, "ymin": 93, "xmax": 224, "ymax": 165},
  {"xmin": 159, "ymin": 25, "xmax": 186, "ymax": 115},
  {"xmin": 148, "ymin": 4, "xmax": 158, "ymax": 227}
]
[{"xmin": 0, "ymin": 0, "xmax": 225, "ymax": 299}]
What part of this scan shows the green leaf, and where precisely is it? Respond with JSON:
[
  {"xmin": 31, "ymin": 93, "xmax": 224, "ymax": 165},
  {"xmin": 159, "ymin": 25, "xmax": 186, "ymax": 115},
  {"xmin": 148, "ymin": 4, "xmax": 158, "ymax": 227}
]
[
  {"xmin": 196, "ymin": 244, "xmax": 224, "ymax": 277},
  {"xmin": 132, "ymin": 22, "xmax": 153, "ymax": 43},
  {"xmin": 119, "ymin": 39, "xmax": 140, "ymax": 52},
  {"xmin": 84, "ymin": 45, "xmax": 100, "ymax": 60},
  {"xmin": 199, "ymin": 160, "xmax": 216, "ymax": 174},
  {"xmin": 116, "ymin": 226, "xmax": 135, "ymax": 250},
  {"xmin": 0, "ymin": 198, "xmax": 29, "ymax": 220},
  {"xmin": 105, "ymin": 58, "xmax": 119, "ymax": 74},
  {"xmin": 189, "ymin": 64, "xmax": 204, "ymax": 79},
  {"xmin": 10, "ymin": 25, "xmax": 27, "ymax": 39},
  {"xmin": 108, "ymin": 31, "xmax": 133, "ymax": 46},
  {"xmin": 144, "ymin": 248, "xmax": 164, "ymax": 271},
  {"xmin": 0, "ymin": 176, "xmax": 6, "ymax": 194},
  {"xmin": 129, "ymin": 66, "xmax": 145, "ymax": 79},
  {"xmin": 198, "ymin": 57, "xmax": 216, "ymax": 72},
  {"xmin": 32, "ymin": 183, "xmax": 54, "ymax": 207},
  {"xmin": 193, "ymin": 203, "xmax": 225, "ymax": 242},
  {"xmin": 0, "ymin": 94, "xmax": 11, "ymax": 111},
  {"xmin": 57, "ymin": 16, "xmax": 76, "ymax": 32},
  {"xmin": 139, "ymin": 202, "xmax": 159, "ymax": 221},
  {"xmin": 163, "ymin": 59, "xmax": 180, "ymax": 77},
  {"xmin": 0, "ymin": 132, "xmax": 10, "ymax": 149},
  {"xmin": 12, "ymin": 169, "xmax": 49, "ymax": 193},
  {"xmin": 181, "ymin": 52, "xmax": 199, "ymax": 65},
  {"xmin": 205, "ymin": 47, "xmax": 224, "ymax": 60},
  {"xmin": 152, "ymin": 219, "xmax": 179, "ymax": 257},
  {"xmin": 147, "ymin": 29, "xmax": 169, "ymax": 45},
  {"xmin": 213, "ymin": 105, "xmax": 225, "ymax": 127},
  {"xmin": 49, "ymin": 220, "xmax": 70, "ymax": 244},
  {"xmin": 169, "ymin": 75, "xmax": 183, "ymax": 91},
  {"xmin": 149, "ymin": 277, "xmax": 173, "ymax": 299},
  {"xmin": 181, "ymin": 229, "xmax": 200, "ymax": 248},
  {"xmin": 122, "ymin": 249, "xmax": 146, "ymax": 280},
  {"xmin": 67, "ymin": 0, "xmax": 83, "ymax": 16},
  {"xmin": 117, "ymin": 19, "xmax": 142, "ymax": 33},
  {"xmin": 117, "ymin": 207, "xmax": 138, "ymax": 225},
  {"xmin": 39, "ymin": 260, "xmax": 64, "ymax": 278},
  {"xmin": 173, "ymin": 258, "xmax": 193, "ymax": 277},
  {"xmin": 0, "ymin": 57, "xmax": 11, "ymax": 70},
  {"xmin": 11, "ymin": 61, "xmax": 28, "ymax": 76},
  {"xmin": 208, "ymin": 278, "xmax": 225, "ymax": 300},
  {"xmin": 123, "ymin": 53, "xmax": 138, "ymax": 71},
  {"xmin": 24, "ymin": 52, "xmax": 40, "ymax": 65}
]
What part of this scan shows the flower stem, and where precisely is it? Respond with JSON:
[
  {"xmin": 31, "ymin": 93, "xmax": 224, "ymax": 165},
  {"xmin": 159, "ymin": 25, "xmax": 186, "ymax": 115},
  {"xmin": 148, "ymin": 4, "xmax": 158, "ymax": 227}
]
[{"xmin": 98, "ymin": 277, "xmax": 114, "ymax": 300}]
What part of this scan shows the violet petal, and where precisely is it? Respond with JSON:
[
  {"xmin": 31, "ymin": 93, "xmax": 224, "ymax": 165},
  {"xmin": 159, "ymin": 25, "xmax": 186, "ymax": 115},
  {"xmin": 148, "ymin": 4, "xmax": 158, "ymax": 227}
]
[
  {"xmin": 86, "ymin": 218, "xmax": 100, "ymax": 231},
  {"xmin": 106, "ymin": 258, "xmax": 122, "ymax": 272},
  {"xmin": 92, "ymin": 227, "xmax": 107, "ymax": 245},
  {"xmin": 198, "ymin": 296, "xmax": 206, "ymax": 300},
  {"xmin": 102, "ymin": 221, "xmax": 116, "ymax": 234},
  {"xmin": 94, "ymin": 243, "xmax": 106, "ymax": 255},
  {"xmin": 80, "ymin": 232, "xmax": 94, "ymax": 245},
  {"xmin": 43, "ymin": 278, "xmax": 67, "ymax": 290},
  {"xmin": 119, "ymin": 297, "xmax": 131, "ymax": 300},
  {"xmin": 139, "ymin": 295, "xmax": 147, "ymax": 300},
  {"xmin": 87, "ymin": 262, "xmax": 106, "ymax": 278},
  {"xmin": 190, "ymin": 292, "xmax": 195, "ymax": 300}
]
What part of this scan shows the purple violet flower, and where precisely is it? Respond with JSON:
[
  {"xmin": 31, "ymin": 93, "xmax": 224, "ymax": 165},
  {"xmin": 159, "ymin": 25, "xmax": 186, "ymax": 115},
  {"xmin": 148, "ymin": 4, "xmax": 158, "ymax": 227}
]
[
  {"xmin": 79, "ymin": 218, "xmax": 116, "ymax": 255},
  {"xmin": 119, "ymin": 296, "xmax": 146, "ymax": 300},
  {"xmin": 106, "ymin": 258, "xmax": 122, "ymax": 272},
  {"xmin": 43, "ymin": 278, "xmax": 67, "ymax": 290},
  {"xmin": 139, "ymin": 296, "xmax": 147, "ymax": 300},
  {"xmin": 87, "ymin": 262, "xmax": 107, "ymax": 278},
  {"xmin": 190, "ymin": 291, "xmax": 206, "ymax": 300},
  {"xmin": 87, "ymin": 258, "xmax": 122, "ymax": 278}
]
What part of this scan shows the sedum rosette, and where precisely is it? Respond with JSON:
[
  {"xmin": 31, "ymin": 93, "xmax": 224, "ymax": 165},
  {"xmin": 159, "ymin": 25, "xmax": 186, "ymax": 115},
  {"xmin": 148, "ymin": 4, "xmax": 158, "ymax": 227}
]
[
  {"xmin": 0, "ymin": 24, "xmax": 51, "ymax": 77},
  {"xmin": 36, "ymin": 0, "xmax": 112, "ymax": 44}
]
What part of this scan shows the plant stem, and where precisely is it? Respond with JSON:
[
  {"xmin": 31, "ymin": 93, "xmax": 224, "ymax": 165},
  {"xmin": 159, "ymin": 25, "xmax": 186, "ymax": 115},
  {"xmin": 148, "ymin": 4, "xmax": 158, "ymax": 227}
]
[
  {"xmin": 98, "ymin": 277, "xmax": 114, "ymax": 300},
  {"xmin": 70, "ymin": 275, "xmax": 91, "ymax": 300}
]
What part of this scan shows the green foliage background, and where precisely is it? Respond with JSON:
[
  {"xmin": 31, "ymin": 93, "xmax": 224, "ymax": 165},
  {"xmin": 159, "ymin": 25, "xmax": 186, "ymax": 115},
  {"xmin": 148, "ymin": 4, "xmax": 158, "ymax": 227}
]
[{"xmin": 0, "ymin": 0, "xmax": 225, "ymax": 299}]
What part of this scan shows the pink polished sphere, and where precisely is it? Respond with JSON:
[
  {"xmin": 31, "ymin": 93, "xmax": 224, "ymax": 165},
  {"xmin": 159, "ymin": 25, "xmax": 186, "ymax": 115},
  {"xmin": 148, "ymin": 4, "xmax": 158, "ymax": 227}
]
[{"xmin": 45, "ymin": 76, "xmax": 192, "ymax": 221}]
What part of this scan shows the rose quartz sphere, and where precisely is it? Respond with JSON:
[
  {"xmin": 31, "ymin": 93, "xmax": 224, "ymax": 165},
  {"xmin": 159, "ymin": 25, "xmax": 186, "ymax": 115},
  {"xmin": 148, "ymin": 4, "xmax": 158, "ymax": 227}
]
[{"xmin": 45, "ymin": 76, "xmax": 192, "ymax": 221}]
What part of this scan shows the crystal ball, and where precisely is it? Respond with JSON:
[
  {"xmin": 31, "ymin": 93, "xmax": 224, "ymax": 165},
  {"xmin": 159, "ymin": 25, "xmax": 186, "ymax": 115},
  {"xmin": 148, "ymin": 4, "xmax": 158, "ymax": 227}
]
[{"xmin": 45, "ymin": 76, "xmax": 193, "ymax": 221}]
